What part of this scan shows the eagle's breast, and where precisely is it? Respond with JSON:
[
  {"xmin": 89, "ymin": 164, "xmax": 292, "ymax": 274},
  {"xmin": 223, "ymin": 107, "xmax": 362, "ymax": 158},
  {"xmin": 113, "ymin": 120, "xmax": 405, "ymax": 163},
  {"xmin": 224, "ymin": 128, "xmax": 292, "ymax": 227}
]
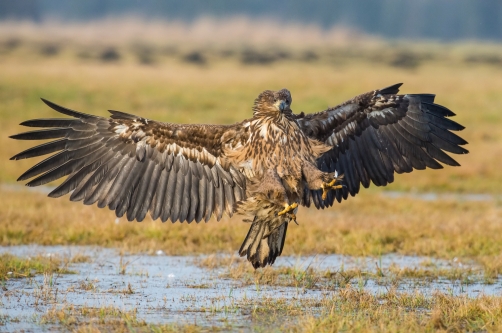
[{"xmin": 236, "ymin": 115, "xmax": 315, "ymax": 182}]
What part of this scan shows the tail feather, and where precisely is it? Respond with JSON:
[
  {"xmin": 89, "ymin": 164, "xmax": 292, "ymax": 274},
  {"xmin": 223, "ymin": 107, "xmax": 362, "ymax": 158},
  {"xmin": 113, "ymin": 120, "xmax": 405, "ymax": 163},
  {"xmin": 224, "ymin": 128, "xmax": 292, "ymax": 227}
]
[
  {"xmin": 239, "ymin": 218, "xmax": 289, "ymax": 269},
  {"xmin": 268, "ymin": 222, "xmax": 288, "ymax": 265}
]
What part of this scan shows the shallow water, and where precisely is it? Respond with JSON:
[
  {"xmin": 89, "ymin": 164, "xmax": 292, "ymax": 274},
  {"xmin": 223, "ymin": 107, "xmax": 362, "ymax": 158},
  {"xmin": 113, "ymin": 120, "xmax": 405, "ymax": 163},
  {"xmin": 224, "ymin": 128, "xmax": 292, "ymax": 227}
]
[{"xmin": 0, "ymin": 245, "xmax": 500, "ymax": 332}]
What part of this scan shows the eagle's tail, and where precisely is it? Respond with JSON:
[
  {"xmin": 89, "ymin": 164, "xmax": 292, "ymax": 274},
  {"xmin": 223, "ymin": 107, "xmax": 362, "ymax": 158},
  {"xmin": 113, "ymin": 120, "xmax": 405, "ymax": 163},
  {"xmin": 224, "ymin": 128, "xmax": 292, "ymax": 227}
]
[{"xmin": 238, "ymin": 218, "xmax": 289, "ymax": 269}]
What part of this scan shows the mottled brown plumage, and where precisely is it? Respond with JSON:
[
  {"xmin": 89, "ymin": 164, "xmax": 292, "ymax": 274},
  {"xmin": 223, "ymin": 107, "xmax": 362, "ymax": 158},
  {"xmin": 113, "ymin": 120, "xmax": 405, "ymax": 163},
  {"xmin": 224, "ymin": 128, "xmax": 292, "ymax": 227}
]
[{"xmin": 10, "ymin": 83, "xmax": 468, "ymax": 268}]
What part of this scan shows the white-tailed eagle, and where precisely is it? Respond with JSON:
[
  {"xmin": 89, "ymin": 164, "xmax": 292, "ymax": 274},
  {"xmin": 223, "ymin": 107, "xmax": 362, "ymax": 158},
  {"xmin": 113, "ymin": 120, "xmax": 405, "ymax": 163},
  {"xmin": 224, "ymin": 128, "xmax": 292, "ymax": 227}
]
[{"xmin": 10, "ymin": 83, "xmax": 468, "ymax": 268}]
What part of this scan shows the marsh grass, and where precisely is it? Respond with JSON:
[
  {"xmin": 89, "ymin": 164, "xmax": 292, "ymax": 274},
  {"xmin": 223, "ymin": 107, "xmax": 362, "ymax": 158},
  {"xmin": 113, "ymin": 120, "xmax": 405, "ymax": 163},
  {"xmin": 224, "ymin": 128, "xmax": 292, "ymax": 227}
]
[
  {"xmin": 31, "ymin": 288, "xmax": 502, "ymax": 332},
  {"xmin": 196, "ymin": 254, "xmax": 489, "ymax": 292},
  {"xmin": 0, "ymin": 253, "xmax": 74, "ymax": 280},
  {"xmin": 41, "ymin": 305, "xmax": 209, "ymax": 332}
]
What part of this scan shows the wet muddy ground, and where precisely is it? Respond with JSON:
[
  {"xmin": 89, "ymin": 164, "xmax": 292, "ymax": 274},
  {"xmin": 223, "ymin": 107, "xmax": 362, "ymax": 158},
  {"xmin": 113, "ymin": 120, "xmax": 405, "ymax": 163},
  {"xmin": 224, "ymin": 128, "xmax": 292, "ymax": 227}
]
[{"xmin": 1, "ymin": 245, "xmax": 500, "ymax": 332}]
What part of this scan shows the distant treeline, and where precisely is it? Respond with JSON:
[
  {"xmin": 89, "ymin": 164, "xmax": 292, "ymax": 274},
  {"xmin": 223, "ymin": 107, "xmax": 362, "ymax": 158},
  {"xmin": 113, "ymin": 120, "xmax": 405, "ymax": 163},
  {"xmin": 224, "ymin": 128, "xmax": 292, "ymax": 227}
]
[{"xmin": 2, "ymin": 0, "xmax": 502, "ymax": 41}]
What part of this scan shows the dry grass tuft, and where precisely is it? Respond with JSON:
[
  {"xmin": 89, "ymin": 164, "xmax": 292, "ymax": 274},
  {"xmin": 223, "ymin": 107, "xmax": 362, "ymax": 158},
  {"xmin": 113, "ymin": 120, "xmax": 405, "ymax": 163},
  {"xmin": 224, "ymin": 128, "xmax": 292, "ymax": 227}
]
[{"xmin": 294, "ymin": 288, "xmax": 502, "ymax": 332}]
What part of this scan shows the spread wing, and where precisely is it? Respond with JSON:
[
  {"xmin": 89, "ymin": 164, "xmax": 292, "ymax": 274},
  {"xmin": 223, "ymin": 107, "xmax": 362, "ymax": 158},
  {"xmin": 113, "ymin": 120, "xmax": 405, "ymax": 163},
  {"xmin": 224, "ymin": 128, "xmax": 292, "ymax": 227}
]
[
  {"xmin": 297, "ymin": 83, "xmax": 468, "ymax": 208},
  {"xmin": 10, "ymin": 99, "xmax": 247, "ymax": 223}
]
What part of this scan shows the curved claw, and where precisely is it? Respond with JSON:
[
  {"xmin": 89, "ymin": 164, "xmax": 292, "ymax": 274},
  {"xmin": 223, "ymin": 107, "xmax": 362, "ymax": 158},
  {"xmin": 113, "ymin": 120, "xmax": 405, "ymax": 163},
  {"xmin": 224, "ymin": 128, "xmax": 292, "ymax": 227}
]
[
  {"xmin": 321, "ymin": 174, "xmax": 345, "ymax": 200},
  {"xmin": 278, "ymin": 202, "xmax": 298, "ymax": 216},
  {"xmin": 322, "ymin": 184, "xmax": 343, "ymax": 200}
]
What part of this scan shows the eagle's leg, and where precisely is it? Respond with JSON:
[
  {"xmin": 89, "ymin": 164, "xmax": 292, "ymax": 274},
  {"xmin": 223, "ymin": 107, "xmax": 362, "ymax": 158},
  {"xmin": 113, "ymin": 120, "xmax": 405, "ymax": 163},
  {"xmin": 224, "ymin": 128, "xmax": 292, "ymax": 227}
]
[
  {"xmin": 302, "ymin": 161, "xmax": 345, "ymax": 200},
  {"xmin": 237, "ymin": 169, "xmax": 297, "ymax": 268}
]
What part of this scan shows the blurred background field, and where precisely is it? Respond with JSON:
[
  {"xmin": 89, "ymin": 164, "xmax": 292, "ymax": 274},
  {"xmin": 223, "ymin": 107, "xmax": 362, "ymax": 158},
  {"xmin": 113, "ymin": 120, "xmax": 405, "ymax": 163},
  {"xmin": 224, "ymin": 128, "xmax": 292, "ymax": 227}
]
[
  {"xmin": 1, "ymin": 2, "xmax": 502, "ymax": 331},
  {"xmin": 1, "ymin": 15, "xmax": 502, "ymax": 267},
  {"xmin": 1, "ymin": 18, "xmax": 502, "ymax": 192}
]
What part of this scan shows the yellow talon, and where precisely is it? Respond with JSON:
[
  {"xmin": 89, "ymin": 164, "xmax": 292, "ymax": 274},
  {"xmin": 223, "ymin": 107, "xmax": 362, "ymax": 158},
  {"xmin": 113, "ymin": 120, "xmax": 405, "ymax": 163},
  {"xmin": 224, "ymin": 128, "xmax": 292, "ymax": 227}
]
[
  {"xmin": 321, "ymin": 175, "xmax": 344, "ymax": 200},
  {"xmin": 278, "ymin": 202, "xmax": 298, "ymax": 216},
  {"xmin": 322, "ymin": 185, "xmax": 343, "ymax": 200}
]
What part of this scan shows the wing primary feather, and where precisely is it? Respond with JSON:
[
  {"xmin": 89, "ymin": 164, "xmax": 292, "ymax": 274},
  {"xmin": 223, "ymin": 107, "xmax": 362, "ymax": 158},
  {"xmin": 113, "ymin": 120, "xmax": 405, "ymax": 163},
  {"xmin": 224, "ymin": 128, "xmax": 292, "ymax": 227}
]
[
  {"xmin": 19, "ymin": 118, "xmax": 82, "ymax": 128},
  {"xmin": 422, "ymin": 102, "xmax": 456, "ymax": 117},
  {"xmin": 10, "ymin": 139, "xmax": 67, "ymax": 160},
  {"xmin": 54, "ymin": 152, "xmax": 117, "ymax": 199},
  {"xmin": 426, "ymin": 113, "xmax": 465, "ymax": 131},
  {"xmin": 18, "ymin": 142, "xmax": 101, "ymax": 181},
  {"xmin": 10, "ymin": 128, "xmax": 70, "ymax": 140},
  {"xmin": 429, "ymin": 123, "xmax": 468, "ymax": 146},
  {"xmin": 430, "ymin": 133, "xmax": 469, "ymax": 155},
  {"xmin": 40, "ymin": 98, "xmax": 100, "ymax": 119},
  {"xmin": 68, "ymin": 150, "xmax": 116, "ymax": 201},
  {"xmin": 424, "ymin": 143, "xmax": 460, "ymax": 166},
  {"xmin": 27, "ymin": 147, "xmax": 108, "ymax": 187}
]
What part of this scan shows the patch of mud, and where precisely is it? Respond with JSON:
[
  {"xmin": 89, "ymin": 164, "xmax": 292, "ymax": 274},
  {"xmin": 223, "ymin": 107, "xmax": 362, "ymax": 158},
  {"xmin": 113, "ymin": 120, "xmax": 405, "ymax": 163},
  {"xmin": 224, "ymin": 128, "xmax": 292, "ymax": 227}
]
[{"xmin": 0, "ymin": 246, "xmax": 500, "ymax": 332}]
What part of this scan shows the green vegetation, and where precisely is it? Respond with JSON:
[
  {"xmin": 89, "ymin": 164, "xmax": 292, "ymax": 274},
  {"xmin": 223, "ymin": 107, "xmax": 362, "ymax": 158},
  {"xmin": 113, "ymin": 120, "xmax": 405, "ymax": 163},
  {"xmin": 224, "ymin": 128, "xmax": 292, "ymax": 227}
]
[
  {"xmin": 41, "ymin": 305, "xmax": 211, "ymax": 332},
  {"xmin": 0, "ymin": 253, "xmax": 73, "ymax": 280}
]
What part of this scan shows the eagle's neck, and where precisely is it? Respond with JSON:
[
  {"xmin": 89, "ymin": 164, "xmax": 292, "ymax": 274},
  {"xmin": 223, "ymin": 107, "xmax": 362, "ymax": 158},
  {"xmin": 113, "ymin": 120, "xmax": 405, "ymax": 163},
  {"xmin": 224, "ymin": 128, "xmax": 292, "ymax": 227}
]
[{"xmin": 251, "ymin": 113, "xmax": 297, "ymax": 141}]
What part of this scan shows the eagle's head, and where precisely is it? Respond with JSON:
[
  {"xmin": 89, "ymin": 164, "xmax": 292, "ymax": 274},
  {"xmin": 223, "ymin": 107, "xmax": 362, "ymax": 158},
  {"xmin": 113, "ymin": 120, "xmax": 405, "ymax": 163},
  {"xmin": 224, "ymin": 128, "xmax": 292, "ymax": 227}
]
[{"xmin": 253, "ymin": 89, "xmax": 292, "ymax": 116}]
